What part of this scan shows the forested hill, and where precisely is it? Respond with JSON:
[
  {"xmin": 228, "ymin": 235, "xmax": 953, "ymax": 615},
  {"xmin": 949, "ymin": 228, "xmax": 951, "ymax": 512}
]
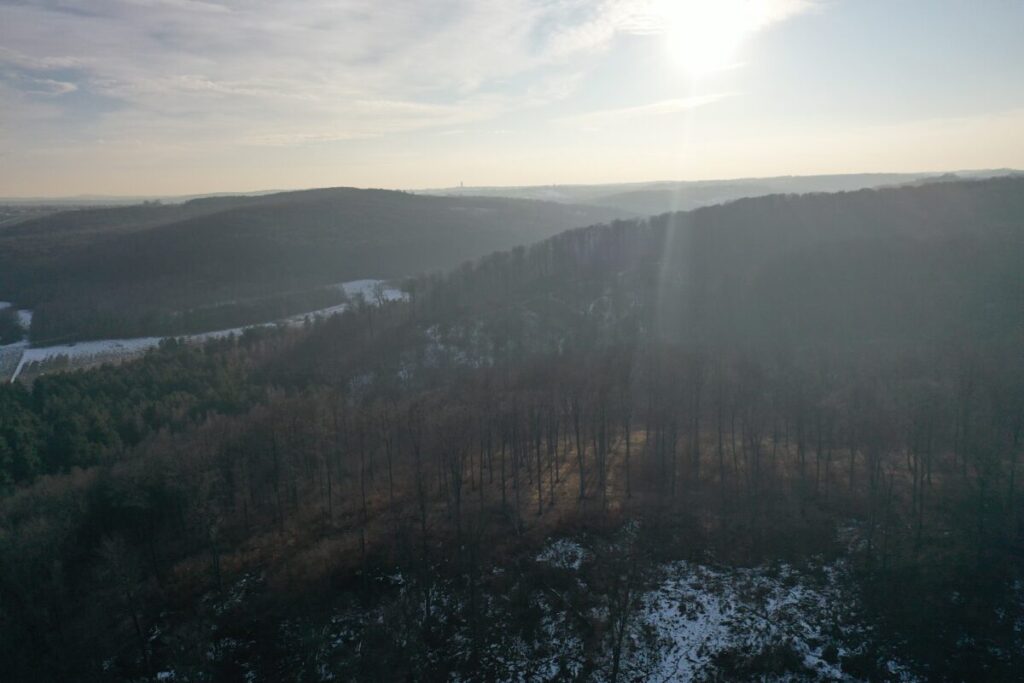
[
  {"xmin": 2, "ymin": 177, "xmax": 1024, "ymax": 681},
  {"xmin": 0, "ymin": 188, "xmax": 627, "ymax": 342},
  {"xmin": 399, "ymin": 175, "xmax": 1024, "ymax": 356}
]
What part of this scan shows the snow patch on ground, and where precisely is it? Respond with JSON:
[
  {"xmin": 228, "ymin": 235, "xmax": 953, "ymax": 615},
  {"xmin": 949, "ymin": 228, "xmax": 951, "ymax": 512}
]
[
  {"xmin": 16, "ymin": 309, "xmax": 32, "ymax": 329},
  {"xmin": 421, "ymin": 322, "xmax": 492, "ymax": 369},
  {"xmin": 332, "ymin": 279, "xmax": 406, "ymax": 303},
  {"xmin": 536, "ymin": 538, "xmax": 590, "ymax": 571},
  {"xmin": 631, "ymin": 559, "xmax": 919, "ymax": 682}
]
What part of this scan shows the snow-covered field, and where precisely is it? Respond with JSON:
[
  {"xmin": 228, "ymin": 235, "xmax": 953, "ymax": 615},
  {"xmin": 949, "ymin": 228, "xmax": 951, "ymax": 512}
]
[
  {"xmin": 4, "ymin": 279, "xmax": 406, "ymax": 382},
  {"xmin": 8, "ymin": 336, "xmax": 165, "ymax": 383}
]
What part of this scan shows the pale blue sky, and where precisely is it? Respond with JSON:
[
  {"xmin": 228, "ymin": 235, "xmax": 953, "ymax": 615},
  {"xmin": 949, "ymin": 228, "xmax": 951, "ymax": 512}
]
[{"xmin": 1, "ymin": 0, "xmax": 1022, "ymax": 196}]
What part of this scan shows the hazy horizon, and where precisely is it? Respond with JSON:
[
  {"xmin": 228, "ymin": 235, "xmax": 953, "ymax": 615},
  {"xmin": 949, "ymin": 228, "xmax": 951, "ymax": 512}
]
[
  {"xmin": 2, "ymin": 0, "xmax": 1023, "ymax": 197},
  {"xmin": 3, "ymin": 167, "xmax": 1021, "ymax": 203}
]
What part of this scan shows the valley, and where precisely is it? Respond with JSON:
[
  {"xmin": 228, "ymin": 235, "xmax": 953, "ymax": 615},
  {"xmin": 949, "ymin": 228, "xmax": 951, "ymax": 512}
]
[{"xmin": 1, "ymin": 280, "xmax": 405, "ymax": 383}]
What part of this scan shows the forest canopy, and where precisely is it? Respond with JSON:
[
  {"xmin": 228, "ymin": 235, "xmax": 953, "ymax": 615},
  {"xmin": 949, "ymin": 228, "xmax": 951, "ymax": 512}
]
[{"xmin": 2, "ymin": 178, "xmax": 1023, "ymax": 680}]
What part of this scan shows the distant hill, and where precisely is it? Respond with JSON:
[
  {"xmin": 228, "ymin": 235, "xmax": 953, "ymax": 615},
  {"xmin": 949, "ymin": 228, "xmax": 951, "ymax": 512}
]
[
  {"xmin": 0, "ymin": 187, "xmax": 627, "ymax": 342},
  {"xmin": 421, "ymin": 170, "xmax": 1021, "ymax": 216}
]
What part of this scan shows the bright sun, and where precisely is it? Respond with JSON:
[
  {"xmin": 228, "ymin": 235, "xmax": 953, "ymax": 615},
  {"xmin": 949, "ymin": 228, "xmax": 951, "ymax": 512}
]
[{"xmin": 659, "ymin": 0, "xmax": 757, "ymax": 77}]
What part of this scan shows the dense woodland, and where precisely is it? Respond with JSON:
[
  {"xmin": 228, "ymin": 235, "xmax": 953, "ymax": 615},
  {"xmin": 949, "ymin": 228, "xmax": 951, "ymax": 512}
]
[
  {"xmin": 0, "ymin": 189, "xmax": 623, "ymax": 344},
  {"xmin": 1, "ymin": 178, "xmax": 1023, "ymax": 680}
]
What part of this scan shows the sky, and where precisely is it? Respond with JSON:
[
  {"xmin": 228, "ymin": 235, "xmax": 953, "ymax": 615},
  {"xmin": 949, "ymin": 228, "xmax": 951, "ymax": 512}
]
[{"xmin": 1, "ymin": 0, "xmax": 1023, "ymax": 197}]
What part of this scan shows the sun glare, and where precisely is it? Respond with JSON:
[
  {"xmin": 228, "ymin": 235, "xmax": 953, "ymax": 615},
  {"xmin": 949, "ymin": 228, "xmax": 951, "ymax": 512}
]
[{"xmin": 659, "ymin": 0, "xmax": 756, "ymax": 77}]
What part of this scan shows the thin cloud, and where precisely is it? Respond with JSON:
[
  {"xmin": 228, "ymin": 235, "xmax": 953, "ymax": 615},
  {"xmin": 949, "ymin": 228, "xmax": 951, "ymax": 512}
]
[
  {"xmin": 621, "ymin": 0, "xmax": 816, "ymax": 36},
  {"xmin": 27, "ymin": 78, "xmax": 78, "ymax": 96},
  {"xmin": 0, "ymin": 1, "xmax": 616, "ymax": 146},
  {"xmin": 0, "ymin": 0, "xmax": 820, "ymax": 194},
  {"xmin": 0, "ymin": 1, "xmax": 806, "ymax": 147},
  {"xmin": 559, "ymin": 93, "xmax": 736, "ymax": 128}
]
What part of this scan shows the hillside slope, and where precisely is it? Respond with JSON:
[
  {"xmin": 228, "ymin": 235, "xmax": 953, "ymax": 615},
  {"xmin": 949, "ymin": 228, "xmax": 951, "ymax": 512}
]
[
  {"xmin": 366, "ymin": 176, "xmax": 1024, "ymax": 368},
  {"xmin": 3, "ymin": 178, "xmax": 1023, "ymax": 681},
  {"xmin": 0, "ymin": 188, "xmax": 626, "ymax": 342}
]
